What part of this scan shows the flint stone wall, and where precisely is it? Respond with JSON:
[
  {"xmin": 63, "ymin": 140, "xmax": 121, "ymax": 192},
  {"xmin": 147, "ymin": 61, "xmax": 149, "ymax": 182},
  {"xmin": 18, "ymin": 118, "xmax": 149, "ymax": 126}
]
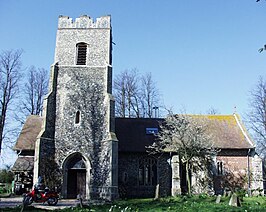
[
  {"xmin": 118, "ymin": 152, "xmax": 171, "ymax": 198},
  {"xmin": 55, "ymin": 17, "xmax": 111, "ymax": 67},
  {"xmin": 54, "ymin": 66, "xmax": 111, "ymax": 182}
]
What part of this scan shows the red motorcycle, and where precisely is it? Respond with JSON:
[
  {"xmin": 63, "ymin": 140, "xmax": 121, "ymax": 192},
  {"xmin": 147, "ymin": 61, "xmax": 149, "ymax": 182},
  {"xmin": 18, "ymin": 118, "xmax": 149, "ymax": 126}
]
[{"xmin": 23, "ymin": 187, "xmax": 59, "ymax": 206}]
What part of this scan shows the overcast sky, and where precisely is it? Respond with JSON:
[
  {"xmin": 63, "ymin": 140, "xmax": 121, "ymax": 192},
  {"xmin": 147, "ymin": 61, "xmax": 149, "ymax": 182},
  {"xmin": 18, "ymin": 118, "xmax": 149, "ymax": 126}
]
[{"xmin": 0, "ymin": 0, "xmax": 266, "ymax": 166}]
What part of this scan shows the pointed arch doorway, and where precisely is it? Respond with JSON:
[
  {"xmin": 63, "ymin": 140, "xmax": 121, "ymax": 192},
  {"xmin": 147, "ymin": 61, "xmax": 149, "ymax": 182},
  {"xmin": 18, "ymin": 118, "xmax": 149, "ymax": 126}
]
[{"xmin": 63, "ymin": 153, "xmax": 89, "ymax": 199}]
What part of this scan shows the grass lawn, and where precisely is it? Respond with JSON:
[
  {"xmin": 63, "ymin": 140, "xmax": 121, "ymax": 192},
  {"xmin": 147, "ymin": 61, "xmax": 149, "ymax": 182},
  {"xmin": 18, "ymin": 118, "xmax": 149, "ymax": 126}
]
[
  {"xmin": 0, "ymin": 183, "xmax": 12, "ymax": 198},
  {"xmin": 2, "ymin": 195, "xmax": 266, "ymax": 211}
]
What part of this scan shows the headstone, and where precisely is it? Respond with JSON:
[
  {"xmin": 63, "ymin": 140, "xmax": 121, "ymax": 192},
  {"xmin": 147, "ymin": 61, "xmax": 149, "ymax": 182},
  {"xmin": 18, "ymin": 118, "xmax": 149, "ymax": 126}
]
[
  {"xmin": 77, "ymin": 194, "xmax": 83, "ymax": 208},
  {"xmin": 154, "ymin": 184, "xmax": 160, "ymax": 200},
  {"xmin": 229, "ymin": 193, "xmax": 241, "ymax": 207},
  {"xmin": 215, "ymin": 195, "xmax": 221, "ymax": 204},
  {"xmin": 252, "ymin": 190, "xmax": 260, "ymax": 197},
  {"xmin": 223, "ymin": 192, "xmax": 226, "ymax": 197}
]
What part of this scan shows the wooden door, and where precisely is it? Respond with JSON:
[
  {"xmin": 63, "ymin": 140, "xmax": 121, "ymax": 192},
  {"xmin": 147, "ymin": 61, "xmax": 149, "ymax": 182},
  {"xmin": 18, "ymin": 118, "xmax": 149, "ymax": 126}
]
[
  {"xmin": 67, "ymin": 169, "xmax": 86, "ymax": 198},
  {"xmin": 67, "ymin": 169, "xmax": 77, "ymax": 198},
  {"xmin": 77, "ymin": 170, "xmax": 86, "ymax": 198}
]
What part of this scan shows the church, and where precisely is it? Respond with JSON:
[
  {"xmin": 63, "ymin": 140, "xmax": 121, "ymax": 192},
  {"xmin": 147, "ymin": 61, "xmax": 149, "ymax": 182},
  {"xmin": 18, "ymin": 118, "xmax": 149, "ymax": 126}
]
[{"xmin": 12, "ymin": 15, "xmax": 264, "ymax": 200}]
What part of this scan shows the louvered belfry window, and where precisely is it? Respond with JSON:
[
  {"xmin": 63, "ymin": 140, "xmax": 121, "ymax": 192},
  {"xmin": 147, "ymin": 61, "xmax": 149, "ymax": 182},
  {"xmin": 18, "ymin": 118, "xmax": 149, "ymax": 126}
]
[
  {"xmin": 76, "ymin": 43, "xmax": 87, "ymax": 65},
  {"xmin": 75, "ymin": 111, "xmax": 80, "ymax": 124}
]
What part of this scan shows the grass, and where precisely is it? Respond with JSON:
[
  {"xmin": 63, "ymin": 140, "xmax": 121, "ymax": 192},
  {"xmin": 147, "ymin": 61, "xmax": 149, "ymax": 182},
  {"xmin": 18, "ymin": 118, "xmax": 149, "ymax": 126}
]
[
  {"xmin": 0, "ymin": 183, "xmax": 12, "ymax": 198},
  {"xmin": 2, "ymin": 195, "xmax": 266, "ymax": 211}
]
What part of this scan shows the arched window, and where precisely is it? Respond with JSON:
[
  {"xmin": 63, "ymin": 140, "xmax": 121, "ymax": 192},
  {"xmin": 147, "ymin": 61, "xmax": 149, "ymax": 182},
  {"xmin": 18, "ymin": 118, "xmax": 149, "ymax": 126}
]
[
  {"xmin": 138, "ymin": 157, "xmax": 157, "ymax": 186},
  {"xmin": 122, "ymin": 172, "xmax": 128, "ymax": 183},
  {"xmin": 75, "ymin": 111, "xmax": 81, "ymax": 124},
  {"xmin": 76, "ymin": 42, "xmax": 87, "ymax": 65},
  {"xmin": 217, "ymin": 161, "xmax": 223, "ymax": 175}
]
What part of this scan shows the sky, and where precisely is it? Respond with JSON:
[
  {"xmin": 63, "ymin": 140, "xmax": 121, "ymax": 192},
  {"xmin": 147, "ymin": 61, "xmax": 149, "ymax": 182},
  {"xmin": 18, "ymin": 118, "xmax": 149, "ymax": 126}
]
[{"xmin": 0, "ymin": 0, "xmax": 266, "ymax": 166}]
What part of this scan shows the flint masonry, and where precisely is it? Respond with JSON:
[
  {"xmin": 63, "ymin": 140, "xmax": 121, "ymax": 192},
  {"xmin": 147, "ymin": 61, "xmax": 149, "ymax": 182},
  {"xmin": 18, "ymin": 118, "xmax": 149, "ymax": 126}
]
[{"xmin": 33, "ymin": 15, "xmax": 118, "ymax": 200}]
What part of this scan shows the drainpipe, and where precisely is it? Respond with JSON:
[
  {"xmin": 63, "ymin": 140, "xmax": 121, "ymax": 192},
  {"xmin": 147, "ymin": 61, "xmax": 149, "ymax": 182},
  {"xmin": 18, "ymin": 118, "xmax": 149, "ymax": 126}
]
[
  {"xmin": 247, "ymin": 148, "xmax": 251, "ymax": 196},
  {"xmin": 169, "ymin": 152, "xmax": 172, "ymax": 167}
]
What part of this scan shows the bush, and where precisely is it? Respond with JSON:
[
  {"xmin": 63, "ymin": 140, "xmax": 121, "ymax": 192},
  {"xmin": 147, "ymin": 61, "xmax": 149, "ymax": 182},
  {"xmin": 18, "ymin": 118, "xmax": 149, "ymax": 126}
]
[
  {"xmin": 0, "ymin": 168, "xmax": 14, "ymax": 183},
  {"xmin": 0, "ymin": 183, "xmax": 12, "ymax": 194}
]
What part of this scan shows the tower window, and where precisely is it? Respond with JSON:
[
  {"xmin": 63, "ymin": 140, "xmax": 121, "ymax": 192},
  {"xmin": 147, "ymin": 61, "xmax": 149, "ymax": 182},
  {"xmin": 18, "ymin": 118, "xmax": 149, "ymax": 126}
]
[
  {"xmin": 75, "ymin": 111, "xmax": 81, "ymax": 124},
  {"xmin": 76, "ymin": 43, "xmax": 87, "ymax": 65}
]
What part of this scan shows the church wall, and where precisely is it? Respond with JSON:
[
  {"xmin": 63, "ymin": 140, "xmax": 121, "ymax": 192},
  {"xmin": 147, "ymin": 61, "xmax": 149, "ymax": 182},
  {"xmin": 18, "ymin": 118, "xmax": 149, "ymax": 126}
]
[
  {"xmin": 214, "ymin": 153, "xmax": 263, "ymax": 194},
  {"xmin": 217, "ymin": 156, "xmax": 248, "ymax": 172},
  {"xmin": 250, "ymin": 155, "xmax": 263, "ymax": 192},
  {"xmin": 118, "ymin": 152, "xmax": 171, "ymax": 198},
  {"xmin": 33, "ymin": 64, "xmax": 58, "ymax": 185},
  {"xmin": 34, "ymin": 15, "xmax": 118, "ymax": 200},
  {"xmin": 53, "ymin": 65, "xmax": 117, "ymax": 198}
]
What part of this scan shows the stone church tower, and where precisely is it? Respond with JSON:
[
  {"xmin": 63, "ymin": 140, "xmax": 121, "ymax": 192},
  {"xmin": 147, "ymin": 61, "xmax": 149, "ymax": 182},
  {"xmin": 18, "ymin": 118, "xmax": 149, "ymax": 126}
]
[{"xmin": 33, "ymin": 15, "xmax": 118, "ymax": 200}]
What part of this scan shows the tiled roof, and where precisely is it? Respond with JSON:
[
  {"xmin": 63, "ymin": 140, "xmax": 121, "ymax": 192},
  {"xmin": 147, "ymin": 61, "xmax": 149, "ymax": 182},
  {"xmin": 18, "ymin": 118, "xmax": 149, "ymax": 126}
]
[
  {"xmin": 192, "ymin": 114, "xmax": 254, "ymax": 149},
  {"xmin": 14, "ymin": 114, "xmax": 254, "ymax": 153},
  {"xmin": 13, "ymin": 115, "xmax": 43, "ymax": 150},
  {"xmin": 11, "ymin": 156, "xmax": 34, "ymax": 172},
  {"xmin": 116, "ymin": 114, "xmax": 254, "ymax": 153}
]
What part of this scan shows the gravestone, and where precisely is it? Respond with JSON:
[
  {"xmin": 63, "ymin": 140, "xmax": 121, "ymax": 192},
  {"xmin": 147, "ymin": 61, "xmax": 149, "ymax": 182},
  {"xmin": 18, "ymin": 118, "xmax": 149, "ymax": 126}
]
[
  {"xmin": 154, "ymin": 184, "xmax": 160, "ymax": 200},
  {"xmin": 215, "ymin": 194, "xmax": 221, "ymax": 204},
  {"xmin": 229, "ymin": 193, "xmax": 241, "ymax": 207}
]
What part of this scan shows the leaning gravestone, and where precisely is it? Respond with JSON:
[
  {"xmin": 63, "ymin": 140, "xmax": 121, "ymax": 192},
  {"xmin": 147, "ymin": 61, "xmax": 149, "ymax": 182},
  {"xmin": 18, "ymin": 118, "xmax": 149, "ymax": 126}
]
[{"xmin": 229, "ymin": 193, "xmax": 241, "ymax": 207}]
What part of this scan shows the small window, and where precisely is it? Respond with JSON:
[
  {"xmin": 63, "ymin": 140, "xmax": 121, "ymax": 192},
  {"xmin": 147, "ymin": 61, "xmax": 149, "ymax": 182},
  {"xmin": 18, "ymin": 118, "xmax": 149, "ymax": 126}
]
[
  {"xmin": 146, "ymin": 128, "xmax": 158, "ymax": 135},
  {"xmin": 217, "ymin": 161, "xmax": 223, "ymax": 175},
  {"xmin": 122, "ymin": 172, "xmax": 128, "ymax": 183},
  {"xmin": 75, "ymin": 111, "xmax": 81, "ymax": 124},
  {"xmin": 76, "ymin": 42, "xmax": 87, "ymax": 65},
  {"xmin": 138, "ymin": 157, "xmax": 157, "ymax": 186}
]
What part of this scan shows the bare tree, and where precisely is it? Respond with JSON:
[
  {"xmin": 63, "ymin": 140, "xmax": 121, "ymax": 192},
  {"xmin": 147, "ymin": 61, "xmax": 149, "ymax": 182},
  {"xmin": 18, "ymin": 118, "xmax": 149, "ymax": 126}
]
[
  {"xmin": 114, "ymin": 69, "xmax": 161, "ymax": 118},
  {"xmin": 114, "ymin": 71, "xmax": 127, "ymax": 117},
  {"xmin": 140, "ymin": 72, "xmax": 160, "ymax": 118},
  {"xmin": 247, "ymin": 76, "xmax": 266, "ymax": 154},
  {"xmin": 0, "ymin": 49, "xmax": 23, "ymax": 154},
  {"xmin": 114, "ymin": 69, "xmax": 140, "ymax": 118},
  {"xmin": 147, "ymin": 113, "xmax": 216, "ymax": 195},
  {"xmin": 21, "ymin": 66, "xmax": 48, "ymax": 117},
  {"xmin": 124, "ymin": 69, "xmax": 140, "ymax": 117},
  {"xmin": 258, "ymin": 45, "xmax": 266, "ymax": 53},
  {"xmin": 206, "ymin": 107, "xmax": 220, "ymax": 115}
]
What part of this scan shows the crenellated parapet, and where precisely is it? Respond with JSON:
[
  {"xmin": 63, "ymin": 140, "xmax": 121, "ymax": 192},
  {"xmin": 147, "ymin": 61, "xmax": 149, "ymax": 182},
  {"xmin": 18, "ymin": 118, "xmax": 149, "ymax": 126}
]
[{"xmin": 58, "ymin": 15, "xmax": 111, "ymax": 29}]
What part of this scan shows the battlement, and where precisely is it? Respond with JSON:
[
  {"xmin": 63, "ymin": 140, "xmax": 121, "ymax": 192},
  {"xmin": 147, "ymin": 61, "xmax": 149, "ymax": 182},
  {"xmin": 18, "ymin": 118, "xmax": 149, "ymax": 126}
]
[{"xmin": 58, "ymin": 15, "xmax": 111, "ymax": 29}]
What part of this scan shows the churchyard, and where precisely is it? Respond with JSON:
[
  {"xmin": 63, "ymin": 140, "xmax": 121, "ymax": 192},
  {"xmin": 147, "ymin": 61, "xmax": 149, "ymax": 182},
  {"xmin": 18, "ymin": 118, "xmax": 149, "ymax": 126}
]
[{"xmin": 2, "ymin": 195, "xmax": 266, "ymax": 211}]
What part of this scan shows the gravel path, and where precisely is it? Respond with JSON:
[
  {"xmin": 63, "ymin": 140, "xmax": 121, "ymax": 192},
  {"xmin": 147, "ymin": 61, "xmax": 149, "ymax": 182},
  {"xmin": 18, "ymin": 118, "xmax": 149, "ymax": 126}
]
[{"xmin": 0, "ymin": 196, "xmax": 79, "ymax": 210}]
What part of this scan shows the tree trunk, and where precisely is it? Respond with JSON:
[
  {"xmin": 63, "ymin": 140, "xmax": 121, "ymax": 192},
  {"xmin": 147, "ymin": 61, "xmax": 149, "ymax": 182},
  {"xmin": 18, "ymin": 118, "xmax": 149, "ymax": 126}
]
[
  {"xmin": 186, "ymin": 162, "xmax": 191, "ymax": 196},
  {"xmin": 0, "ymin": 100, "xmax": 7, "ymax": 155}
]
